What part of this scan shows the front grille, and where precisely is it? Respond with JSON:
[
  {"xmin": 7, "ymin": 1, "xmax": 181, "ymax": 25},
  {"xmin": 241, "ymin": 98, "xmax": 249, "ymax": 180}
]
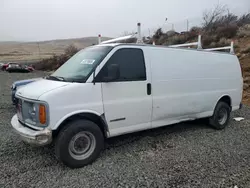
[{"xmin": 16, "ymin": 98, "xmax": 23, "ymax": 122}]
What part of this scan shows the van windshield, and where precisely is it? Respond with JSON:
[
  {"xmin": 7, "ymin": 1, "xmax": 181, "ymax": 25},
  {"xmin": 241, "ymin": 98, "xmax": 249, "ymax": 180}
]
[{"xmin": 50, "ymin": 46, "xmax": 112, "ymax": 82}]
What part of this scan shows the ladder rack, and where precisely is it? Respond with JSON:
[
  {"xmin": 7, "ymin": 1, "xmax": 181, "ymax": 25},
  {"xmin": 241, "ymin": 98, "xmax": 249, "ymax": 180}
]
[
  {"xmin": 204, "ymin": 41, "xmax": 234, "ymax": 54},
  {"xmin": 100, "ymin": 34, "xmax": 136, "ymax": 44},
  {"xmin": 97, "ymin": 23, "xmax": 235, "ymax": 54},
  {"xmin": 99, "ymin": 23, "xmax": 142, "ymax": 45},
  {"xmin": 169, "ymin": 35, "xmax": 202, "ymax": 49}
]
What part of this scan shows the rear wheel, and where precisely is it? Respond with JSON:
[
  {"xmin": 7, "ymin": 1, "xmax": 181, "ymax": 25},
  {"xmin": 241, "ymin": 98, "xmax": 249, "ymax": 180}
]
[
  {"xmin": 55, "ymin": 119, "xmax": 104, "ymax": 168},
  {"xmin": 209, "ymin": 101, "xmax": 230, "ymax": 130}
]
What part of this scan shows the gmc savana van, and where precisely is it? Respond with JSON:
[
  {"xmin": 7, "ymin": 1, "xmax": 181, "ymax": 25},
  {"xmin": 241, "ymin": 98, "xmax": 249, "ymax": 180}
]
[{"xmin": 11, "ymin": 42, "xmax": 243, "ymax": 168}]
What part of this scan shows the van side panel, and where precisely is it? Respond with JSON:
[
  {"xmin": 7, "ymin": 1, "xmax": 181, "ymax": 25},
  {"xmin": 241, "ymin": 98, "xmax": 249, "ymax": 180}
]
[{"xmin": 147, "ymin": 47, "xmax": 242, "ymax": 128}]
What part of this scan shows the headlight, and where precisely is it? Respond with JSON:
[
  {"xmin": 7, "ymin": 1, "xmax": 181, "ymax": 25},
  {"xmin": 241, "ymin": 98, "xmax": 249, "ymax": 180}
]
[
  {"xmin": 22, "ymin": 101, "xmax": 49, "ymax": 127},
  {"xmin": 28, "ymin": 103, "xmax": 37, "ymax": 121}
]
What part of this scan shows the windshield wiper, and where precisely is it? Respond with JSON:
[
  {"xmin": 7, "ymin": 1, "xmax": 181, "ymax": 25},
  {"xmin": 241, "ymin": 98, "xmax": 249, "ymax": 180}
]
[{"xmin": 46, "ymin": 75, "xmax": 66, "ymax": 81}]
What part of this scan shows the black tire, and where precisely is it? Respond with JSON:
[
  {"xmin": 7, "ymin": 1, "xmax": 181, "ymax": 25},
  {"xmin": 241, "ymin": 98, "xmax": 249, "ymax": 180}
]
[
  {"xmin": 209, "ymin": 101, "xmax": 230, "ymax": 130},
  {"xmin": 55, "ymin": 119, "xmax": 104, "ymax": 168}
]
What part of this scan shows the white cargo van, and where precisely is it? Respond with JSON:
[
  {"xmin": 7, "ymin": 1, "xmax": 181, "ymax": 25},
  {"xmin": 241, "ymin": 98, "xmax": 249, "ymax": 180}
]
[{"xmin": 11, "ymin": 39, "xmax": 243, "ymax": 168}]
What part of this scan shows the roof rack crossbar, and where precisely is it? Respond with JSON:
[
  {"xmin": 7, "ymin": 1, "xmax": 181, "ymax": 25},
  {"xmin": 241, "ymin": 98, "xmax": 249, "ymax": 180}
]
[
  {"xmin": 204, "ymin": 46, "xmax": 231, "ymax": 51},
  {"xmin": 100, "ymin": 34, "xmax": 136, "ymax": 44},
  {"xmin": 169, "ymin": 41, "xmax": 198, "ymax": 47},
  {"xmin": 169, "ymin": 35, "xmax": 202, "ymax": 49},
  {"xmin": 204, "ymin": 41, "xmax": 234, "ymax": 54},
  {"xmin": 100, "ymin": 23, "xmax": 143, "ymax": 44}
]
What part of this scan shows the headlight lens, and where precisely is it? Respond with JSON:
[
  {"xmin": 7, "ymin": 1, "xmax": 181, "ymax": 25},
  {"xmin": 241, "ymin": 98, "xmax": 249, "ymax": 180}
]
[
  {"xmin": 21, "ymin": 101, "xmax": 48, "ymax": 127},
  {"xmin": 28, "ymin": 103, "xmax": 36, "ymax": 121}
]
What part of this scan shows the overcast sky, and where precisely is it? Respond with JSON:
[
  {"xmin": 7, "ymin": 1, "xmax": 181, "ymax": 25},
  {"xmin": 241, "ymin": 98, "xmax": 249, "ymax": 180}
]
[{"xmin": 0, "ymin": 0, "xmax": 249, "ymax": 41}]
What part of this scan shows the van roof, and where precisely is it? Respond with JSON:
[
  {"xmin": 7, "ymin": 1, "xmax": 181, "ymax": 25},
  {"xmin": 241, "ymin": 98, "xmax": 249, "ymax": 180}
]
[{"xmin": 97, "ymin": 43, "xmax": 236, "ymax": 56}]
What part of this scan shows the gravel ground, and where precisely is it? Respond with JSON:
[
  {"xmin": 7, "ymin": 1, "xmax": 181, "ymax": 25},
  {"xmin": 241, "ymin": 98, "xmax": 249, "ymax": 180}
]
[{"xmin": 1, "ymin": 71, "xmax": 250, "ymax": 188}]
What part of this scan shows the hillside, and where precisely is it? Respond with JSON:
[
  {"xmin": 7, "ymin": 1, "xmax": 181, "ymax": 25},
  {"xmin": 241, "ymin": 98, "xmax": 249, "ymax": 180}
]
[
  {"xmin": 238, "ymin": 37, "xmax": 250, "ymax": 105},
  {"xmin": 0, "ymin": 36, "xmax": 111, "ymax": 62}
]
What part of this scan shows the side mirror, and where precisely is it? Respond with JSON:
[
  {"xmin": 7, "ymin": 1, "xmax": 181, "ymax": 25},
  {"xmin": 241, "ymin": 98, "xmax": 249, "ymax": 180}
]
[{"xmin": 103, "ymin": 64, "xmax": 120, "ymax": 82}]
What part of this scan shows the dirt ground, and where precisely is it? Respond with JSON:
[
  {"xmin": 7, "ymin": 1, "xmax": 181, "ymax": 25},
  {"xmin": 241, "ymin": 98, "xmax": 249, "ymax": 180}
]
[{"xmin": 1, "ymin": 71, "xmax": 250, "ymax": 188}]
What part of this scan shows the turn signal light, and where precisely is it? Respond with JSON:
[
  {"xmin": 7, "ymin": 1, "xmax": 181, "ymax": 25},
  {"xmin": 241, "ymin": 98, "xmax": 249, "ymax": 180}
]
[{"xmin": 39, "ymin": 104, "xmax": 46, "ymax": 124}]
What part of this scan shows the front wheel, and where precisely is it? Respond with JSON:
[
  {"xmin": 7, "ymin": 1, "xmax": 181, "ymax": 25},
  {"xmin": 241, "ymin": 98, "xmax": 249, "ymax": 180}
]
[
  {"xmin": 55, "ymin": 119, "xmax": 104, "ymax": 168},
  {"xmin": 209, "ymin": 101, "xmax": 231, "ymax": 130}
]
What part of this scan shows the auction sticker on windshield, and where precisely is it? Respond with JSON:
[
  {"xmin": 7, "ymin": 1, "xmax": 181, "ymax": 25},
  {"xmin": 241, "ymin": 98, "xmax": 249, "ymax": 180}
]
[{"xmin": 80, "ymin": 59, "xmax": 95, "ymax": 65}]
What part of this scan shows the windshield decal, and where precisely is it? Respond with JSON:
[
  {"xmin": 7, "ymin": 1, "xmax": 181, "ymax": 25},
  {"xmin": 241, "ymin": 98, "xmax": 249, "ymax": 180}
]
[{"xmin": 80, "ymin": 59, "xmax": 95, "ymax": 65}]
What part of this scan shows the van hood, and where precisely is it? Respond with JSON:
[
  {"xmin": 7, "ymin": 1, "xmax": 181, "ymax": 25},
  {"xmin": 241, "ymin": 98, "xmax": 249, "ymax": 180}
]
[{"xmin": 16, "ymin": 79, "xmax": 70, "ymax": 100}]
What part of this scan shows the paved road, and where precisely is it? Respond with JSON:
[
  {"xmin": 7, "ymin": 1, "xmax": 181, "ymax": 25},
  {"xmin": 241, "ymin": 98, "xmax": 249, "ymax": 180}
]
[{"xmin": 0, "ymin": 71, "xmax": 250, "ymax": 188}]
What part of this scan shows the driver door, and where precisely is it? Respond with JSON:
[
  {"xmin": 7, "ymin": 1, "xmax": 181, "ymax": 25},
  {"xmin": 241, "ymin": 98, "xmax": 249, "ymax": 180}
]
[{"xmin": 95, "ymin": 47, "xmax": 152, "ymax": 137}]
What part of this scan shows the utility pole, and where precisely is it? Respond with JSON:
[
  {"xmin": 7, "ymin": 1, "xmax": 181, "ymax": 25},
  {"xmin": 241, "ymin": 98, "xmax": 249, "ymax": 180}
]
[
  {"xmin": 148, "ymin": 28, "xmax": 151, "ymax": 37},
  {"xmin": 161, "ymin": 18, "xmax": 168, "ymax": 31},
  {"xmin": 187, "ymin": 19, "xmax": 189, "ymax": 32},
  {"xmin": 172, "ymin": 23, "xmax": 174, "ymax": 31}
]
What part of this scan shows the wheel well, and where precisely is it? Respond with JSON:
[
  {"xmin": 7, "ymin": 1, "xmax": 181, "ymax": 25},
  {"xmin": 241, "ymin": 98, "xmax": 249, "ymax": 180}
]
[
  {"xmin": 53, "ymin": 113, "xmax": 109, "ymax": 138},
  {"xmin": 218, "ymin": 96, "xmax": 231, "ymax": 108}
]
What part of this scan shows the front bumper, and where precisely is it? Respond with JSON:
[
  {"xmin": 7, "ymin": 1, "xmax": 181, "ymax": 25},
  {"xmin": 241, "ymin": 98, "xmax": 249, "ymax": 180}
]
[{"xmin": 11, "ymin": 114, "xmax": 52, "ymax": 146}]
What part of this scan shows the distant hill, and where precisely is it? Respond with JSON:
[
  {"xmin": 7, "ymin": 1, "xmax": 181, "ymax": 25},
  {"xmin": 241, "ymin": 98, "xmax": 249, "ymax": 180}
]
[{"xmin": 0, "ymin": 36, "xmax": 111, "ymax": 62}]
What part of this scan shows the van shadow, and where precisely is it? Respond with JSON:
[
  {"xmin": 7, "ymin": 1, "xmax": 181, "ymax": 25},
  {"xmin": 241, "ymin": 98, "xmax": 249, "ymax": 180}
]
[
  {"xmin": 105, "ymin": 119, "xmax": 211, "ymax": 149},
  {"xmin": 25, "ymin": 119, "xmax": 212, "ymax": 168}
]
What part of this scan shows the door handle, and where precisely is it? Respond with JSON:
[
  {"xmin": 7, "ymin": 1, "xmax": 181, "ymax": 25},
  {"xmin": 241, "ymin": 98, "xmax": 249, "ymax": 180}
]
[{"xmin": 147, "ymin": 83, "xmax": 151, "ymax": 95}]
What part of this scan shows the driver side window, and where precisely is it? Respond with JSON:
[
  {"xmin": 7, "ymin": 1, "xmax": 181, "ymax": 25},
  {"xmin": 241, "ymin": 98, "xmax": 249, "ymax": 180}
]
[{"xmin": 96, "ymin": 48, "xmax": 146, "ymax": 82}]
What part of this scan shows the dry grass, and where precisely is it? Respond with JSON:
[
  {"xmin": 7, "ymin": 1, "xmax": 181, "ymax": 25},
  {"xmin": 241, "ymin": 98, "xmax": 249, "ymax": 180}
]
[
  {"xmin": 0, "ymin": 37, "xmax": 111, "ymax": 62},
  {"xmin": 237, "ymin": 24, "xmax": 250, "ymax": 38},
  {"xmin": 242, "ymin": 45, "xmax": 250, "ymax": 54}
]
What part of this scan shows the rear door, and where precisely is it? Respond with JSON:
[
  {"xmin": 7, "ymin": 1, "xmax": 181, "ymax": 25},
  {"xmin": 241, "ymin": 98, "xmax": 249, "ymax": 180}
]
[{"xmin": 95, "ymin": 47, "xmax": 152, "ymax": 136}]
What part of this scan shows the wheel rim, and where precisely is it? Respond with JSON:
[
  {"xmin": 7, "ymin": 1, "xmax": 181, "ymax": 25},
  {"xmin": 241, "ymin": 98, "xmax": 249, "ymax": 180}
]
[
  {"xmin": 217, "ymin": 108, "xmax": 228, "ymax": 125},
  {"xmin": 68, "ymin": 131, "xmax": 96, "ymax": 160}
]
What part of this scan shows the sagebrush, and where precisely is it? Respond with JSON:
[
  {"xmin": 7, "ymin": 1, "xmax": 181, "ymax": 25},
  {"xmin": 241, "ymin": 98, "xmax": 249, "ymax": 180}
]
[{"xmin": 34, "ymin": 45, "xmax": 79, "ymax": 71}]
